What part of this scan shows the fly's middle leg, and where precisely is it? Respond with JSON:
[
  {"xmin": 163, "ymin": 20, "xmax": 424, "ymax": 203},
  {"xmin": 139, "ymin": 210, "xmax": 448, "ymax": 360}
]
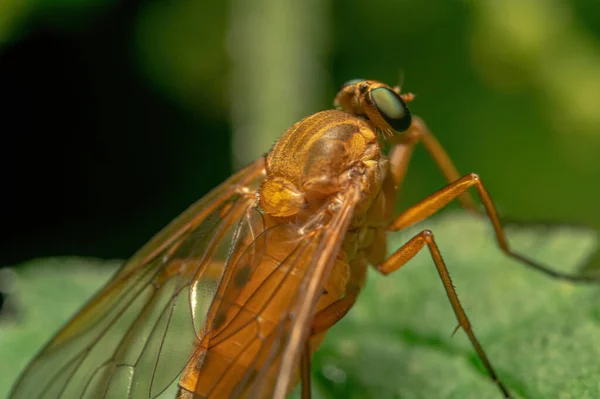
[{"xmin": 375, "ymin": 229, "xmax": 513, "ymax": 398}]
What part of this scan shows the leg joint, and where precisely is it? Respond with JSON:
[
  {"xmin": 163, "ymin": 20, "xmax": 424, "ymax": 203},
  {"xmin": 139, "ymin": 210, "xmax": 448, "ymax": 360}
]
[{"xmin": 468, "ymin": 172, "xmax": 480, "ymax": 181}]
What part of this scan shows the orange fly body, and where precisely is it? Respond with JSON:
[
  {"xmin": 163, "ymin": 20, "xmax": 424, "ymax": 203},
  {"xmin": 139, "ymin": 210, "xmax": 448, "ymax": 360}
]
[{"xmin": 10, "ymin": 79, "xmax": 597, "ymax": 399}]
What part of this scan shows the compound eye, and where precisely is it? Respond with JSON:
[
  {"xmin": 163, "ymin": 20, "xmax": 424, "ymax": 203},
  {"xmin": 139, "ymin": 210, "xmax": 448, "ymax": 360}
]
[
  {"xmin": 369, "ymin": 87, "xmax": 412, "ymax": 132},
  {"xmin": 340, "ymin": 78, "xmax": 365, "ymax": 90}
]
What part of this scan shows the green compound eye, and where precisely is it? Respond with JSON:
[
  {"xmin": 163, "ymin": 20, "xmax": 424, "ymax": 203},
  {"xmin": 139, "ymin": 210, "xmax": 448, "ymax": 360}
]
[{"xmin": 369, "ymin": 87, "xmax": 412, "ymax": 132}]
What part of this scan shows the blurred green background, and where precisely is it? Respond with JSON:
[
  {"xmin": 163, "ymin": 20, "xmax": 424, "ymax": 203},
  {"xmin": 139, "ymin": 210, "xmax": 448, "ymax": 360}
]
[{"xmin": 1, "ymin": 0, "xmax": 600, "ymax": 266}]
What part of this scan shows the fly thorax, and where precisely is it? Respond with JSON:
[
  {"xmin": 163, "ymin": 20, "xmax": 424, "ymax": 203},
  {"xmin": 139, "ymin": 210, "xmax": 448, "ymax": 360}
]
[{"xmin": 259, "ymin": 109, "xmax": 382, "ymax": 221}]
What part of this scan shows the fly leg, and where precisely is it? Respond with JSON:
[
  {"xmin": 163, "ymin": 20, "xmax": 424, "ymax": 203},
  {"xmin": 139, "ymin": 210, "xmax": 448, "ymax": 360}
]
[
  {"xmin": 310, "ymin": 259, "xmax": 367, "ymax": 335},
  {"xmin": 297, "ymin": 305, "xmax": 358, "ymax": 399},
  {"xmin": 298, "ymin": 261, "xmax": 367, "ymax": 399},
  {"xmin": 375, "ymin": 229, "xmax": 512, "ymax": 398},
  {"xmin": 299, "ymin": 293, "xmax": 360, "ymax": 399},
  {"xmin": 389, "ymin": 116, "xmax": 478, "ymax": 212},
  {"xmin": 301, "ymin": 341, "xmax": 311, "ymax": 399},
  {"xmin": 309, "ymin": 292, "xmax": 358, "ymax": 335},
  {"xmin": 387, "ymin": 172, "xmax": 598, "ymax": 282}
]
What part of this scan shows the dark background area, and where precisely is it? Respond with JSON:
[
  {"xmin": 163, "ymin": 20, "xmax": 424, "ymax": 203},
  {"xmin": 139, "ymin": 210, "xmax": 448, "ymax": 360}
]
[
  {"xmin": 0, "ymin": 1, "xmax": 232, "ymax": 264},
  {"xmin": 1, "ymin": 0, "xmax": 600, "ymax": 267}
]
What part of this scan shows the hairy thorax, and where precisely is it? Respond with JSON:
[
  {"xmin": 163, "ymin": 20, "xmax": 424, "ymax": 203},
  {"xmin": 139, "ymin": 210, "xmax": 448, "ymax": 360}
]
[{"xmin": 259, "ymin": 108, "xmax": 395, "ymax": 275}]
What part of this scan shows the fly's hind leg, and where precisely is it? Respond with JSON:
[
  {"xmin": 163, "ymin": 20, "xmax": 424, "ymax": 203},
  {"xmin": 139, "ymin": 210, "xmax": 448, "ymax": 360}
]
[
  {"xmin": 299, "ymin": 260, "xmax": 368, "ymax": 399},
  {"xmin": 310, "ymin": 259, "xmax": 368, "ymax": 335},
  {"xmin": 376, "ymin": 229, "xmax": 513, "ymax": 398},
  {"xmin": 301, "ymin": 341, "xmax": 311, "ymax": 399}
]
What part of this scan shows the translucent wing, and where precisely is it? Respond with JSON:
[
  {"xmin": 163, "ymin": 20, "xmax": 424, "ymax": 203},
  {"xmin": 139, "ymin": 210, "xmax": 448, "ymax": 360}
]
[
  {"xmin": 10, "ymin": 158, "xmax": 266, "ymax": 399},
  {"xmin": 176, "ymin": 181, "xmax": 363, "ymax": 398},
  {"xmin": 268, "ymin": 183, "xmax": 362, "ymax": 399}
]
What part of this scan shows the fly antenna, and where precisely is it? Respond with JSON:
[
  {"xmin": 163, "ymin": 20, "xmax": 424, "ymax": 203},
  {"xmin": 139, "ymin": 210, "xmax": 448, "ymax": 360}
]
[{"xmin": 393, "ymin": 69, "xmax": 405, "ymax": 94}]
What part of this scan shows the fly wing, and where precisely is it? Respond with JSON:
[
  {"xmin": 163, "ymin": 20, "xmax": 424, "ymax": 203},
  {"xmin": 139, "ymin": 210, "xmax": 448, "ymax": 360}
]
[
  {"xmin": 9, "ymin": 158, "xmax": 266, "ymax": 399},
  {"xmin": 260, "ymin": 182, "xmax": 362, "ymax": 399},
  {"xmin": 180, "ymin": 181, "xmax": 363, "ymax": 398}
]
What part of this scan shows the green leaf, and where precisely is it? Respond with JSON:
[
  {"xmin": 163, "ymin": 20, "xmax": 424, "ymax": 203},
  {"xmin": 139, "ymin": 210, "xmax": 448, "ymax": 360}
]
[
  {"xmin": 0, "ymin": 258, "xmax": 119, "ymax": 398},
  {"xmin": 1, "ymin": 213, "xmax": 599, "ymax": 399}
]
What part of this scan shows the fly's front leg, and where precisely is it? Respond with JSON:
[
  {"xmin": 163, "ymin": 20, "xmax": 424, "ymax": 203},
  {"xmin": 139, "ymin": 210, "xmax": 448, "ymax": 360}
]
[
  {"xmin": 376, "ymin": 229, "xmax": 513, "ymax": 398},
  {"xmin": 389, "ymin": 116, "xmax": 478, "ymax": 212},
  {"xmin": 388, "ymin": 172, "xmax": 598, "ymax": 282}
]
